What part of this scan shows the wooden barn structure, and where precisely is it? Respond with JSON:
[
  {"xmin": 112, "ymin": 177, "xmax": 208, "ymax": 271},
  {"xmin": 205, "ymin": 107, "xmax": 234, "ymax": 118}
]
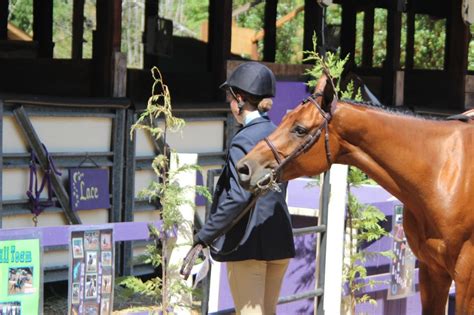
[
  {"xmin": 1, "ymin": 0, "xmax": 472, "ymax": 108},
  {"xmin": 0, "ymin": 0, "xmax": 472, "ymax": 307}
]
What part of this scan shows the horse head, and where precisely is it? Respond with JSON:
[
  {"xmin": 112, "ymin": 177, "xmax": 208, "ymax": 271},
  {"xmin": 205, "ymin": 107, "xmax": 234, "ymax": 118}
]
[{"xmin": 237, "ymin": 73, "xmax": 340, "ymax": 192}]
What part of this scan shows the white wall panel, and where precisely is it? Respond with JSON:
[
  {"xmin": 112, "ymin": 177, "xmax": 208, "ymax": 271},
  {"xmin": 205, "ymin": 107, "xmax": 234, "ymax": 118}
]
[{"xmin": 3, "ymin": 116, "xmax": 112, "ymax": 153}]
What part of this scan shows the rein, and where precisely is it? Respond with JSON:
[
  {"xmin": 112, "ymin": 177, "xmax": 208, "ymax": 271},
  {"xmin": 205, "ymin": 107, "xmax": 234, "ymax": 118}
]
[{"xmin": 261, "ymin": 93, "xmax": 333, "ymax": 188}]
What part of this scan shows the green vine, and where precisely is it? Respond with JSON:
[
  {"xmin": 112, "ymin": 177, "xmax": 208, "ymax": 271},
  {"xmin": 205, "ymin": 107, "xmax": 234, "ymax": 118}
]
[
  {"xmin": 344, "ymin": 167, "xmax": 392, "ymax": 312},
  {"xmin": 121, "ymin": 67, "xmax": 211, "ymax": 314}
]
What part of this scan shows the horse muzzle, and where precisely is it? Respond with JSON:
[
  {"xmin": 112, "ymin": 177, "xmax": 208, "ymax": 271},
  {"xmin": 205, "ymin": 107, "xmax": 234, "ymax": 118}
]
[{"xmin": 237, "ymin": 159, "xmax": 278, "ymax": 193}]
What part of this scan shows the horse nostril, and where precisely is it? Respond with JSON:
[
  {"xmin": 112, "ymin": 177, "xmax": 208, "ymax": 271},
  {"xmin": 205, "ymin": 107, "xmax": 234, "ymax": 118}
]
[{"xmin": 237, "ymin": 161, "xmax": 252, "ymax": 182}]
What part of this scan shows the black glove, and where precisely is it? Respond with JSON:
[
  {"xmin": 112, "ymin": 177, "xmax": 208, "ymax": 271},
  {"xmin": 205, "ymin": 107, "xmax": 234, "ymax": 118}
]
[{"xmin": 180, "ymin": 243, "xmax": 204, "ymax": 280}]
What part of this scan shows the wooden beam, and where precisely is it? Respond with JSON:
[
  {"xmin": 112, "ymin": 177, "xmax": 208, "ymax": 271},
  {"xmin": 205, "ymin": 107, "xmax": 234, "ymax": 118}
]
[
  {"xmin": 93, "ymin": 0, "xmax": 122, "ymax": 96},
  {"xmin": 385, "ymin": 3, "xmax": 401, "ymax": 70},
  {"xmin": 0, "ymin": 0, "xmax": 8, "ymax": 40},
  {"xmin": 72, "ymin": 0, "xmax": 85, "ymax": 59},
  {"xmin": 340, "ymin": 2, "xmax": 356, "ymax": 67},
  {"xmin": 405, "ymin": 0, "xmax": 415, "ymax": 70},
  {"xmin": 362, "ymin": 6, "xmax": 374, "ymax": 68},
  {"xmin": 263, "ymin": 0, "xmax": 277, "ymax": 62},
  {"xmin": 13, "ymin": 106, "xmax": 82, "ymax": 225},
  {"xmin": 382, "ymin": 1, "xmax": 402, "ymax": 105},
  {"xmin": 33, "ymin": 0, "xmax": 54, "ymax": 57},
  {"xmin": 208, "ymin": 0, "xmax": 232, "ymax": 99},
  {"xmin": 143, "ymin": 0, "xmax": 159, "ymax": 70},
  {"xmin": 303, "ymin": 0, "xmax": 325, "ymax": 61},
  {"xmin": 113, "ymin": 52, "xmax": 127, "ymax": 97},
  {"xmin": 445, "ymin": 0, "xmax": 469, "ymax": 108},
  {"xmin": 111, "ymin": 108, "xmax": 126, "ymax": 223},
  {"xmin": 121, "ymin": 110, "xmax": 136, "ymax": 275}
]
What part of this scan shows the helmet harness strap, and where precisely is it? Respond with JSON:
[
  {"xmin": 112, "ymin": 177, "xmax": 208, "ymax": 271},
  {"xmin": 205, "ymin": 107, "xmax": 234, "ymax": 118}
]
[{"xmin": 229, "ymin": 86, "xmax": 245, "ymax": 113}]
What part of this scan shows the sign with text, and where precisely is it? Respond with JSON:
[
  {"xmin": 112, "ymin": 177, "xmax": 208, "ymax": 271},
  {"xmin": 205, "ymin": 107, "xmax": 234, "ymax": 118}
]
[
  {"xmin": 68, "ymin": 228, "xmax": 114, "ymax": 315},
  {"xmin": 387, "ymin": 205, "xmax": 416, "ymax": 300},
  {"xmin": 0, "ymin": 237, "xmax": 41, "ymax": 314},
  {"xmin": 69, "ymin": 168, "xmax": 110, "ymax": 211}
]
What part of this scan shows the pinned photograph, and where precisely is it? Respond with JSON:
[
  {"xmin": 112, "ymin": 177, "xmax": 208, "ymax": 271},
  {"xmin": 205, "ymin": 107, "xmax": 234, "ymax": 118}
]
[
  {"xmin": 101, "ymin": 275, "xmax": 112, "ymax": 294},
  {"xmin": 84, "ymin": 231, "xmax": 99, "ymax": 250},
  {"xmin": 101, "ymin": 251, "xmax": 112, "ymax": 267},
  {"xmin": 0, "ymin": 301, "xmax": 21, "ymax": 314},
  {"xmin": 84, "ymin": 304, "xmax": 99, "ymax": 315},
  {"xmin": 85, "ymin": 274, "xmax": 98, "ymax": 299},
  {"xmin": 72, "ymin": 237, "xmax": 84, "ymax": 258},
  {"xmin": 72, "ymin": 261, "xmax": 82, "ymax": 282},
  {"xmin": 8, "ymin": 267, "xmax": 34, "ymax": 295},
  {"xmin": 100, "ymin": 233, "xmax": 112, "ymax": 251},
  {"xmin": 86, "ymin": 251, "xmax": 98, "ymax": 273},
  {"xmin": 71, "ymin": 282, "xmax": 81, "ymax": 304},
  {"xmin": 100, "ymin": 298, "xmax": 110, "ymax": 315}
]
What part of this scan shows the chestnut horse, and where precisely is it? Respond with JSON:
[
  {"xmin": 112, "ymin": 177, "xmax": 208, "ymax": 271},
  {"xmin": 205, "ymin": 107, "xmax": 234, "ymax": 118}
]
[{"xmin": 236, "ymin": 74, "xmax": 474, "ymax": 314}]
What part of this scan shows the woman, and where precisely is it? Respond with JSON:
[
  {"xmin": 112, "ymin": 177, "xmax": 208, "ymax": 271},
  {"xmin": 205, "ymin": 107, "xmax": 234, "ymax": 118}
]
[{"xmin": 194, "ymin": 62, "xmax": 295, "ymax": 314}]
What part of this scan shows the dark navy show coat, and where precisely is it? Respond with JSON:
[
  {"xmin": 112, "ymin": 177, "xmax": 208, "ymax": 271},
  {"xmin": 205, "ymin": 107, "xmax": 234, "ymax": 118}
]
[{"xmin": 196, "ymin": 116, "xmax": 295, "ymax": 262}]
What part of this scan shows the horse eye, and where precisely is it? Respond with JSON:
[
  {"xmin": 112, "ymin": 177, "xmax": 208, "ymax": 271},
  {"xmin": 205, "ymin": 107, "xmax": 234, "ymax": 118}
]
[{"xmin": 293, "ymin": 125, "xmax": 308, "ymax": 137}]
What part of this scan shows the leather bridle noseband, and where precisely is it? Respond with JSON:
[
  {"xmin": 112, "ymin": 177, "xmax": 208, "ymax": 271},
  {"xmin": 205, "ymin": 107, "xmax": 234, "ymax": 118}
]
[{"xmin": 256, "ymin": 92, "xmax": 334, "ymax": 190}]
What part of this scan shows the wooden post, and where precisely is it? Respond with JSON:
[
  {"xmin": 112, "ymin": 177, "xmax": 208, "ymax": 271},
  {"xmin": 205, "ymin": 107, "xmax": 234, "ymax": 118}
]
[
  {"xmin": 0, "ymin": 0, "xmax": 8, "ymax": 40},
  {"xmin": 208, "ymin": 0, "xmax": 232, "ymax": 99},
  {"xmin": 303, "ymin": 0, "xmax": 325, "ymax": 61},
  {"xmin": 340, "ymin": 2, "xmax": 356, "ymax": 68},
  {"xmin": 383, "ymin": 1, "xmax": 402, "ymax": 106},
  {"xmin": 33, "ymin": 0, "xmax": 54, "ymax": 58},
  {"xmin": 168, "ymin": 153, "xmax": 198, "ymax": 314},
  {"xmin": 362, "ymin": 6, "xmax": 374, "ymax": 68},
  {"xmin": 121, "ymin": 110, "xmax": 137, "ymax": 276},
  {"xmin": 113, "ymin": 52, "xmax": 127, "ymax": 97},
  {"xmin": 445, "ymin": 0, "xmax": 469, "ymax": 108},
  {"xmin": 263, "ymin": 0, "xmax": 277, "ymax": 62},
  {"xmin": 405, "ymin": 0, "xmax": 415, "ymax": 70},
  {"xmin": 321, "ymin": 165, "xmax": 348, "ymax": 314},
  {"xmin": 143, "ymin": 0, "xmax": 159, "ymax": 70},
  {"xmin": 93, "ymin": 0, "xmax": 122, "ymax": 96},
  {"xmin": 72, "ymin": 0, "xmax": 85, "ymax": 59}
]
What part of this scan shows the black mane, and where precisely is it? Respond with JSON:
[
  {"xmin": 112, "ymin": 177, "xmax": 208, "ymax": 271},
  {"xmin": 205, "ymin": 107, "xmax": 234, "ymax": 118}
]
[{"xmin": 341, "ymin": 98, "xmax": 445, "ymax": 121}]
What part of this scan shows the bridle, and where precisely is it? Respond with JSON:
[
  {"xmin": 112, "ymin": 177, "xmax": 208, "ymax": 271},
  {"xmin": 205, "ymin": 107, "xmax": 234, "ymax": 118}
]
[{"xmin": 257, "ymin": 92, "xmax": 334, "ymax": 190}]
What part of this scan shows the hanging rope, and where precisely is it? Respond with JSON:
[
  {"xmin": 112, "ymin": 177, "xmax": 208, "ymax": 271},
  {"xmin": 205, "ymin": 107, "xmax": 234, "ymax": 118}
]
[{"xmin": 26, "ymin": 144, "xmax": 62, "ymax": 226}]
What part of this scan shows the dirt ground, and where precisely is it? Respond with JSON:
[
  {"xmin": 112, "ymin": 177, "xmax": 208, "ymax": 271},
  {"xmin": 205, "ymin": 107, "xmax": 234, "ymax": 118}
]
[
  {"xmin": 43, "ymin": 281, "xmax": 159, "ymax": 314},
  {"xmin": 43, "ymin": 281, "xmax": 201, "ymax": 315}
]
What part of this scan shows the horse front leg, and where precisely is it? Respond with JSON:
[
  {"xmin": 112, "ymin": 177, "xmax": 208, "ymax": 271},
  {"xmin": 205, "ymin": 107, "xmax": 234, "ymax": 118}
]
[
  {"xmin": 453, "ymin": 240, "xmax": 474, "ymax": 314},
  {"xmin": 419, "ymin": 262, "xmax": 451, "ymax": 315}
]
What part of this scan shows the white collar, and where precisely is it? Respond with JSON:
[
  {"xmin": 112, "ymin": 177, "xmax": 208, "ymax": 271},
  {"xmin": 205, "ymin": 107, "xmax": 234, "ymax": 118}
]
[{"xmin": 243, "ymin": 111, "xmax": 263, "ymax": 126}]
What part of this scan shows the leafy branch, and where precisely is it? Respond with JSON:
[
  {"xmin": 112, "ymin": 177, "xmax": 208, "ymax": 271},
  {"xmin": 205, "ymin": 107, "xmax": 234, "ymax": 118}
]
[{"xmin": 122, "ymin": 67, "xmax": 211, "ymax": 314}]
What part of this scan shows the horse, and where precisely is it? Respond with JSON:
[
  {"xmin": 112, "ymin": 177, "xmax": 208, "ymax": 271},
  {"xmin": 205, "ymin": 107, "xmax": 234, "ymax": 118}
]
[{"xmin": 236, "ymin": 73, "xmax": 474, "ymax": 315}]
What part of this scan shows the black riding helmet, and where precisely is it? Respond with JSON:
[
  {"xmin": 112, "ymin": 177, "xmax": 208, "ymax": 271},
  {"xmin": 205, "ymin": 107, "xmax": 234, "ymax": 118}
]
[{"xmin": 220, "ymin": 62, "xmax": 276, "ymax": 97}]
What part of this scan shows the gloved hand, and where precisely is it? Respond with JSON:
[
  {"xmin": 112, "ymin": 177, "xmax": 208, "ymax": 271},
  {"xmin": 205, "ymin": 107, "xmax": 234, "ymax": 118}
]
[
  {"xmin": 180, "ymin": 244, "xmax": 203, "ymax": 280},
  {"xmin": 179, "ymin": 235, "xmax": 207, "ymax": 280}
]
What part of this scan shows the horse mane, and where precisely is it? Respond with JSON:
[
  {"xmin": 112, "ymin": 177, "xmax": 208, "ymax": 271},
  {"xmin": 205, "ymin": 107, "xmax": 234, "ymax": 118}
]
[{"xmin": 340, "ymin": 98, "xmax": 444, "ymax": 121}]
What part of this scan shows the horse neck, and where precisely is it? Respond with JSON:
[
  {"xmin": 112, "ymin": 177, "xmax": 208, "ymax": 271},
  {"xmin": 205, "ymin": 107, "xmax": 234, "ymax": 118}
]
[{"xmin": 332, "ymin": 102, "xmax": 443, "ymax": 204}]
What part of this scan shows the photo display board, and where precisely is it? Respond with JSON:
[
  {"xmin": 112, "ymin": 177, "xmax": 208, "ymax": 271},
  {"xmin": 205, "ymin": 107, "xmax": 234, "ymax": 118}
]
[
  {"xmin": 68, "ymin": 229, "xmax": 114, "ymax": 315},
  {"xmin": 387, "ymin": 205, "xmax": 416, "ymax": 300},
  {"xmin": 0, "ymin": 237, "xmax": 42, "ymax": 314}
]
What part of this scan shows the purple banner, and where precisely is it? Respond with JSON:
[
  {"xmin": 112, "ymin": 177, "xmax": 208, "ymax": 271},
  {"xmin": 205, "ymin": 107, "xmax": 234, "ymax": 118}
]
[
  {"xmin": 69, "ymin": 168, "xmax": 110, "ymax": 211},
  {"xmin": 268, "ymin": 81, "xmax": 311, "ymax": 125}
]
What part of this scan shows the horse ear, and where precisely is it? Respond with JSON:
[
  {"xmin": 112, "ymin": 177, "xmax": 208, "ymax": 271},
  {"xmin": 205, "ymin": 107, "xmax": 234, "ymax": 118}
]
[{"xmin": 314, "ymin": 72, "xmax": 336, "ymax": 111}]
